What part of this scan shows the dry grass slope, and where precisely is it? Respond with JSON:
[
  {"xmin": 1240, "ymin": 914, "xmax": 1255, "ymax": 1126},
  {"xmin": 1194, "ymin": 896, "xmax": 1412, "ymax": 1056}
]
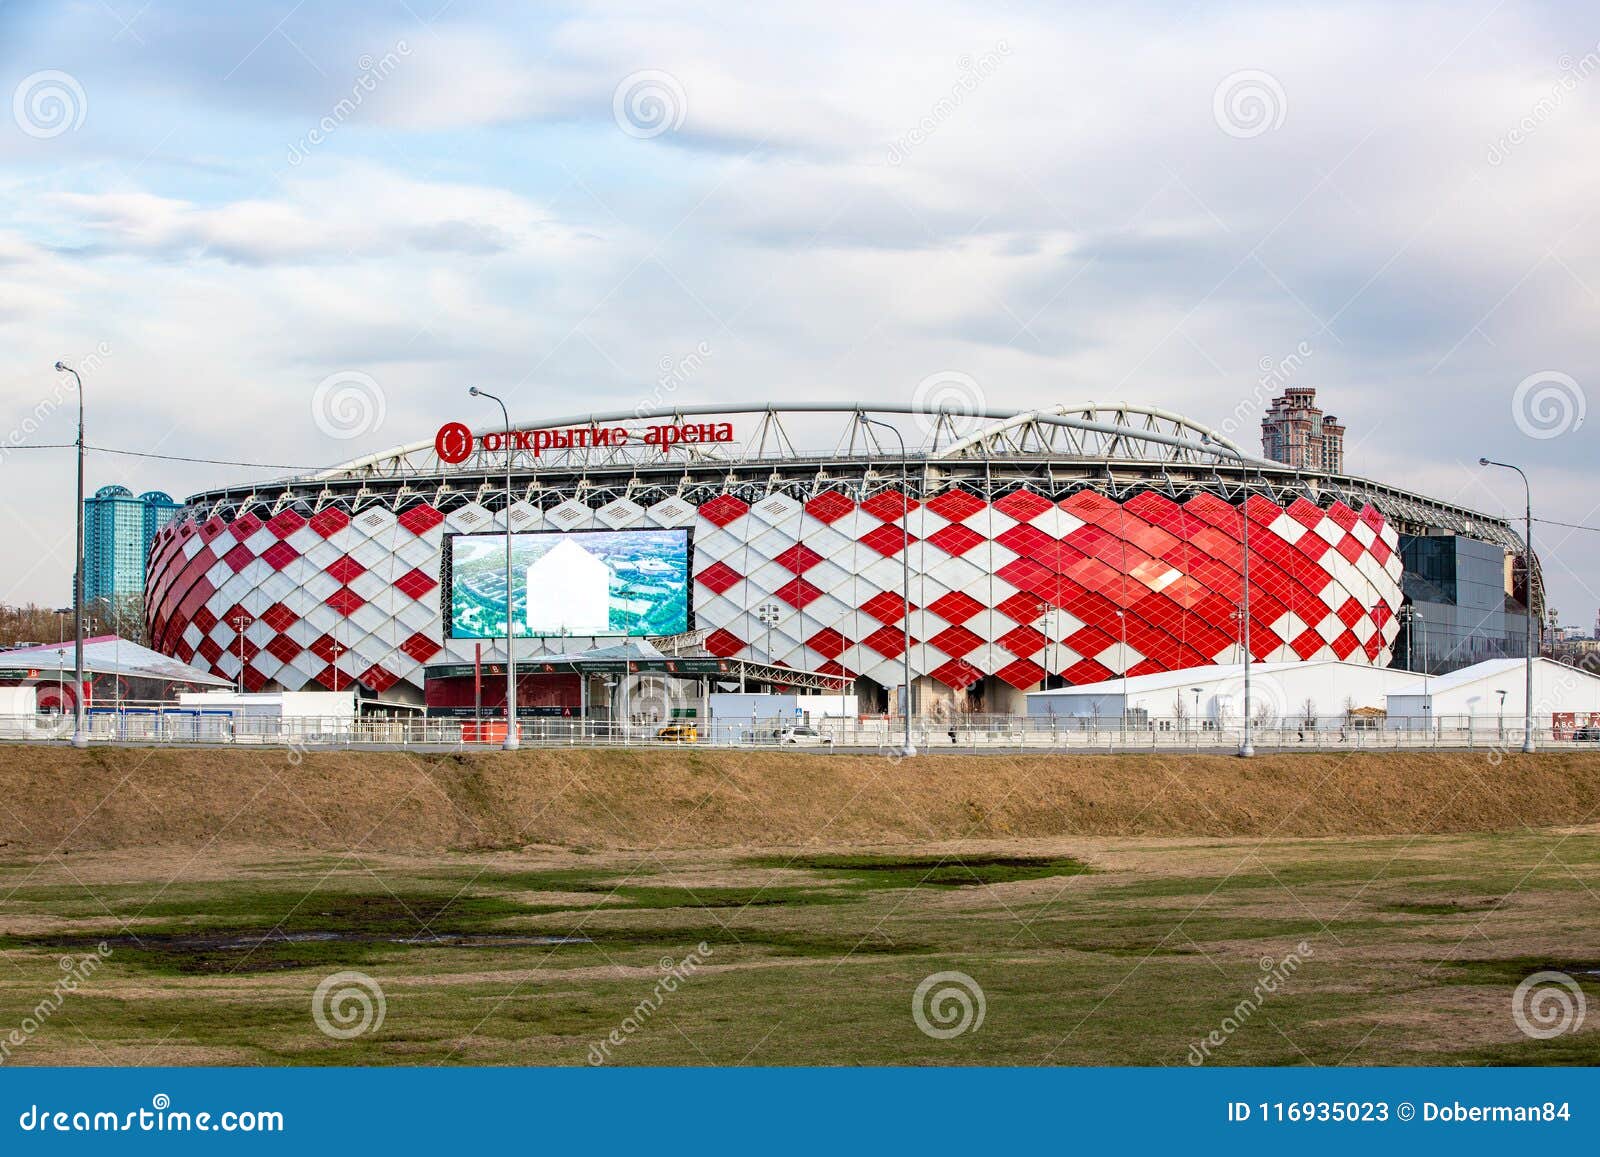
[{"xmin": 3, "ymin": 746, "xmax": 1599, "ymax": 853}]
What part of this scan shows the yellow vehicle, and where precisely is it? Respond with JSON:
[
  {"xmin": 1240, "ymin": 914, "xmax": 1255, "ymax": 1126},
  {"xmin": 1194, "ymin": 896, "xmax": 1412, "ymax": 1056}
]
[{"xmin": 655, "ymin": 722, "xmax": 699, "ymax": 743}]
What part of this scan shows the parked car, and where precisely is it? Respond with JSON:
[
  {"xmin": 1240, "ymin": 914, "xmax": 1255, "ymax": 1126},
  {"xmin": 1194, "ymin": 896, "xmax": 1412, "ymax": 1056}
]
[
  {"xmin": 775, "ymin": 725, "xmax": 832, "ymax": 746},
  {"xmin": 655, "ymin": 723, "xmax": 698, "ymax": 743},
  {"xmin": 1573, "ymin": 727, "xmax": 1600, "ymax": 742}
]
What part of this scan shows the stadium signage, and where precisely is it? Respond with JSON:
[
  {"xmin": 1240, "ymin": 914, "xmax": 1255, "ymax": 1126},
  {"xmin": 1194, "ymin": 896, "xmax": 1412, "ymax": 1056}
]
[{"xmin": 434, "ymin": 420, "xmax": 735, "ymax": 465}]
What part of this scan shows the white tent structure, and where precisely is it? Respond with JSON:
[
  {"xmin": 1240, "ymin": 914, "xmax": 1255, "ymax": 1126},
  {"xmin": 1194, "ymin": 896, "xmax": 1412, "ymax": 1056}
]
[
  {"xmin": 1025, "ymin": 659, "xmax": 1422, "ymax": 731},
  {"xmin": 1385, "ymin": 658, "xmax": 1600, "ymax": 727}
]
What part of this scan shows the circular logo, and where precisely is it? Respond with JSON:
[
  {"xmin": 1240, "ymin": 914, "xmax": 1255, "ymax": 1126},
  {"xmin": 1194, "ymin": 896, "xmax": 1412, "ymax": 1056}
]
[
  {"xmin": 311, "ymin": 969, "xmax": 386, "ymax": 1039},
  {"xmin": 1213, "ymin": 69, "xmax": 1287, "ymax": 139},
  {"xmin": 13, "ymin": 70, "xmax": 87, "ymax": 139},
  {"xmin": 912, "ymin": 970, "xmax": 986, "ymax": 1039},
  {"xmin": 1512, "ymin": 970, "xmax": 1586, "ymax": 1039},
  {"xmin": 612, "ymin": 69, "xmax": 687, "ymax": 139},
  {"xmin": 435, "ymin": 421, "xmax": 474, "ymax": 464}
]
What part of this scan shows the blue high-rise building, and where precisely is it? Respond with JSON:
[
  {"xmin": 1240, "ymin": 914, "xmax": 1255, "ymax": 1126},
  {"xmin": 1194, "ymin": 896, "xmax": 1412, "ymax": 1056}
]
[{"xmin": 83, "ymin": 486, "xmax": 182, "ymax": 605}]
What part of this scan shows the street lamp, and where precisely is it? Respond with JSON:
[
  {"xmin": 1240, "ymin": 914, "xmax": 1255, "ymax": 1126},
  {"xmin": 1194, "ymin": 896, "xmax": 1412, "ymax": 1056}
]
[
  {"xmin": 470, "ymin": 387, "xmax": 520, "ymax": 751},
  {"xmin": 1238, "ymin": 487, "xmax": 1254, "ymax": 758},
  {"xmin": 860, "ymin": 416, "xmax": 916, "ymax": 757},
  {"xmin": 1479, "ymin": 457, "xmax": 1535, "ymax": 753},
  {"xmin": 1497, "ymin": 688, "xmax": 1507, "ymax": 744},
  {"xmin": 54, "ymin": 362, "xmax": 87, "ymax": 749}
]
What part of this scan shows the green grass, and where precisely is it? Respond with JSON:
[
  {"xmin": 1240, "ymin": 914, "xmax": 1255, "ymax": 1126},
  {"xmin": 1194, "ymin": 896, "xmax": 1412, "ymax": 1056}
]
[{"xmin": 2, "ymin": 835, "xmax": 1599, "ymax": 1065}]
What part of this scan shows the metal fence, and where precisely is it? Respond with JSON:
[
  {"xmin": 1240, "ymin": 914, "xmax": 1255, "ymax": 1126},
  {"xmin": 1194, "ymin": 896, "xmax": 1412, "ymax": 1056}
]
[{"xmin": 1, "ymin": 708, "xmax": 1591, "ymax": 755}]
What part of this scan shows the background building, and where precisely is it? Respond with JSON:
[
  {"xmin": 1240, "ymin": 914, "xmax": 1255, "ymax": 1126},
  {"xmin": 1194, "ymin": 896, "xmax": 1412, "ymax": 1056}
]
[
  {"xmin": 83, "ymin": 486, "xmax": 181, "ymax": 605},
  {"xmin": 1261, "ymin": 387, "xmax": 1345, "ymax": 473},
  {"xmin": 143, "ymin": 404, "xmax": 1539, "ymax": 715},
  {"xmin": 1391, "ymin": 532, "xmax": 1532, "ymax": 673}
]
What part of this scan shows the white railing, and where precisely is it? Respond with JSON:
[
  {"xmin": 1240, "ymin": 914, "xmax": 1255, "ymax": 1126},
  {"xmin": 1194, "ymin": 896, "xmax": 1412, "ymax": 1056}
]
[{"xmin": 0, "ymin": 709, "xmax": 1589, "ymax": 756}]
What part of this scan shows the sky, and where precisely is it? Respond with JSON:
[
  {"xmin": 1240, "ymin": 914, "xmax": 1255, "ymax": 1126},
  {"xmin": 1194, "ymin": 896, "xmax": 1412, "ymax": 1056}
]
[{"xmin": 0, "ymin": 0, "xmax": 1596, "ymax": 624}]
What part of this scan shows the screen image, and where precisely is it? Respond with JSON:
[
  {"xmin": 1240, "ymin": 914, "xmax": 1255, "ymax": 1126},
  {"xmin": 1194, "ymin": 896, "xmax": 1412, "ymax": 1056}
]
[{"xmin": 448, "ymin": 528, "xmax": 692, "ymax": 639}]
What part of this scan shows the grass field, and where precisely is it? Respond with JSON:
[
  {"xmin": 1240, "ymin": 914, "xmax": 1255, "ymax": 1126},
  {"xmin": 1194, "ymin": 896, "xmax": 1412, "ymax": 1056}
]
[{"xmin": 1, "ymin": 829, "xmax": 1597, "ymax": 1065}]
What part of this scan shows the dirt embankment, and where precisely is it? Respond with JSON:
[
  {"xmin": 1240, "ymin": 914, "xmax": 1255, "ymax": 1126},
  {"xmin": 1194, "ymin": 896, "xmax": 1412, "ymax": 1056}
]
[{"xmin": 1, "ymin": 745, "xmax": 1597, "ymax": 853}]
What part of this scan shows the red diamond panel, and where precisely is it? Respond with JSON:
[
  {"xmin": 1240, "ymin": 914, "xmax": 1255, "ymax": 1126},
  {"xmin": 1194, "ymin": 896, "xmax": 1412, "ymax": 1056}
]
[
  {"xmin": 926, "ymin": 590, "xmax": 984, "ymax": 625},
  {"xmin": 223, "ymin": 543, "xmax": 254, "ymax": 573},
  {"xmin": 774, "ymin": 544, "xmax": 824, "ymax": 574},
  {"xmin": 861, "ymin": 625, "xmax": 910, "ymax": 658},
  {"xmin": 995, "ymin": 592, "xmax": 1046, "ymax": 624},
  {"xmin": 930, "ymin": 658, "xmax": 983, "ymax": 689},
  {"xmin": 804, "ymin": 490, "xmax": 855, "ymax": 523},
  {"xmin": 360, "ymin": 665, "xmax": 400, "ymax": 694},
  {"xmin": 923, "ymin": 489, "xmax": 986, "ymax": 522},
  {"xmin": 398, "ymin": 504, "xmax": 445, "ymax": 535},
  {"xmin": 704, "ymin": 628, "xmax": 745, "ymax": 657},
  {"xmin": 926, "ymin": 523, "xmax": 985, "ymax": 557},
  {"xmin": 266, "ymin": 634, "xmax": 302, "ymax": 664},
  {"xmin": 267, "ymin": 509, "xmax": 307, "ymax": 539},
  {"xmin": 928, "ymin": 625, "xmax": 982, "ymax": 659},
  {"xmin": 325, "ymin": 555, "xmax": 366, "ymax": 584},
  {"xmin": 698, "ymin": 494, "xmax": 750, "ymax": 527},
  {"xmin": 400, "ymin": 632, "xmax": 442, "ymax": 663},
  {"xmin": 259, "ymin": 603, "xmax": 298, "ymax": 632},
  {"xmin": 806, "ymin": 628, "xmax": 849, "ymax": 660},
  {"xmin": 995, "ymin": 658, "xmax": 1046, "ymax": 689},
  {"xmin": 394, "ymin": 568, "xmax": 438, "ymax": 601},
  {"xmin": 997, "ymin": 625, "xmax": 1046, "ymax": 658},
  {"xmin": 993, "ymin": 488, "xmax": 1055, "ymax": 521},
  {"xmin": 695, "ymin": 560, "xmax": 742, "ymax": 595},
  {"xmin": 326, "ymin": 587, "xmax": 365, "ymax": 616},
  {"xmin": 308, "ymin": 508, "xmax": 350, "ymax": 538},
  {"xmin": 260, "ymin": 541, "xmax": 299, "ymax": 571},
  {"xmin": 858, "ymin": 523, "xmax": 917, "ymax": 557},
  {"xmin": 860, "ymin": 590, "xmax": 912, "ymax": 624},
  {"xmin": 859, "ymin": 490, "xmax": 917, "ymax": 521},
  {"xmin": 774, "ymin": 578, "xmax": 823, "ymax": 608}
]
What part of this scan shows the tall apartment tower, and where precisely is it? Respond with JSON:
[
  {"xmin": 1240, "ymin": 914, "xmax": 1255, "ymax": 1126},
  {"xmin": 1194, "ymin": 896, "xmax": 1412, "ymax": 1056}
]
[
  {"xmin": 83, "ymin": 486, "xmax": 182, "ymax": 604},
  {"xmin": 1261, "ymin": 387, "xmax": 1344, "ymax": 473}
]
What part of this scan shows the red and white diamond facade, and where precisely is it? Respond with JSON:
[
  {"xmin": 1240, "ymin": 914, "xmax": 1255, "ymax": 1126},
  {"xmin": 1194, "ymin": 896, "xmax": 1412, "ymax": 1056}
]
[{"xmin": 144, "ymin": 404, "xmax": 1513, "ymax": 704}]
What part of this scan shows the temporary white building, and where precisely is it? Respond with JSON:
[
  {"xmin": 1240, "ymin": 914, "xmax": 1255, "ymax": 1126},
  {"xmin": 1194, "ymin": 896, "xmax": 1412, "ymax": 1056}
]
[
  {"xmin": 1025, "ymin": 659, "xmax": 1425, "ymax": 731},
  {"xmin": 525, "ymin": 538, "xmax": 613, "ymax": 635},
  {"xmin": 1385, "ymin": 658, "xmax": 1600, "ymax": 725}
]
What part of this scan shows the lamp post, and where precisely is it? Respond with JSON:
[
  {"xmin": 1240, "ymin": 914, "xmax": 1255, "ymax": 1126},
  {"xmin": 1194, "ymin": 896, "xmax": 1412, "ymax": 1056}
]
[
  {"xmin": 54, "ymin": 362, "xmax": 87, "ymax": 749},
  {"xmin": 1238, "ymin": 487, "xmax": 1254, "ymax": 758},
  {"xmin": 1479, "ymin": 457, "xmax": 1535, "ymax": 753},
  {"xmin": 861, "ymin": 416, "xmax": 915, "ymax": 757},
  {"xmin": 471, "ymin": 387, "xmax": 520, "ymax": 751}
]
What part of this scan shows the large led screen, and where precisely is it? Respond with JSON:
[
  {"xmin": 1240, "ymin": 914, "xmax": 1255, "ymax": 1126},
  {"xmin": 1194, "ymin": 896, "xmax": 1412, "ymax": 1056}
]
[{"xmin": 447, "ymin": 528, "xmax": 692, "ymax": 639}]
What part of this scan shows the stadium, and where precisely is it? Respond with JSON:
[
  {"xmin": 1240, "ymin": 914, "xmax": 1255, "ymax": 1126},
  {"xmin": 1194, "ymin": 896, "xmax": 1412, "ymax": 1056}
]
[{"xmin": 143, "ymin": 402, "xmax": 1538, "ymax": 718}]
